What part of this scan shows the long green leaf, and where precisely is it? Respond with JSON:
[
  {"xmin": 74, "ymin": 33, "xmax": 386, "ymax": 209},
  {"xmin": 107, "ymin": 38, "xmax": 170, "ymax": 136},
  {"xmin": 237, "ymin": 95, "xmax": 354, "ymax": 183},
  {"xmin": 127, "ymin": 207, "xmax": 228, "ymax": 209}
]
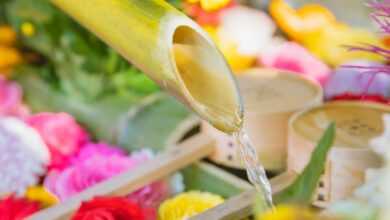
[{"xmin": 274, "ymin": 123, "xmax": 336, "ymax": 204}]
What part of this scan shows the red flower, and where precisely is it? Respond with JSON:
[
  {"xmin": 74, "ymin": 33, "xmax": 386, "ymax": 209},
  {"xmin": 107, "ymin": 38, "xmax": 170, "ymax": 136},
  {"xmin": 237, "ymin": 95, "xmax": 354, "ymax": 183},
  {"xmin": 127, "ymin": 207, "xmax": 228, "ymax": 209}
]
[
  {"xmin": 332, "ymin": 92, "xmax": 390, "ymax": 104},
  {"xmin": 0, "ymin": 196, "xmax": 41, "ymax": 220},
  {"xmin": 72, "ymin": 197, "xmax": 147, "ymax": 220},
  {"xmin": 184, "ymin": 1, "xmax": 236, "ymax": 26}
]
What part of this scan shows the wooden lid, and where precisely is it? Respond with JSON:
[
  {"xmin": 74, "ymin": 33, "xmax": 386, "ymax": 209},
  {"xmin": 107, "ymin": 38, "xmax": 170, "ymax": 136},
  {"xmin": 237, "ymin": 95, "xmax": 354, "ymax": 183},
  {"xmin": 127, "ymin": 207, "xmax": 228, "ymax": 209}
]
[
  {"xmin": 291, "ymin": 101, "xmax": 390, "ymax": 148},
  {"xmin": 237, "ymin": 68, "xmax": 323, "ymax": 114}
]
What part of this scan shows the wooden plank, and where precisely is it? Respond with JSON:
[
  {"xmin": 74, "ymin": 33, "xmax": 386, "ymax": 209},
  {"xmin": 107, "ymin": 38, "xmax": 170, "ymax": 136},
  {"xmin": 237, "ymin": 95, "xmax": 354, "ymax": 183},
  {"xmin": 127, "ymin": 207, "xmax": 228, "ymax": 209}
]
[
  {"xmin": 190, "ymin": 189, "xmax": 257, "ymax": 220},
  {"xmin": 28, "ymin": 134, "xmax": 215, "ymax": 220}
]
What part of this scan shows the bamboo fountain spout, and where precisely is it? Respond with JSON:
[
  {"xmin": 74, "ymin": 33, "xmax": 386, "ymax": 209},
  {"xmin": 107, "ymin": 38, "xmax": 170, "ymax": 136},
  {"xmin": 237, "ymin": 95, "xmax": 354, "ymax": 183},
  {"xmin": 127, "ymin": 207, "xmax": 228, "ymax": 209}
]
[{"xmin": 51, "ymin": 0, "xmax": 243, "ymax": 133}]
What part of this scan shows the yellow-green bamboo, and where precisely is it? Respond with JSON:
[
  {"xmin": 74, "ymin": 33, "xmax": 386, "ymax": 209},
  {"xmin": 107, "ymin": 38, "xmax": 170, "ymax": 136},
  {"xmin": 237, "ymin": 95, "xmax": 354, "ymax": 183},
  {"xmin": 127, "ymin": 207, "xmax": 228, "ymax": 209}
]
[{"xmin": 50, "ymin": 0, "xmax": 243, "ymax": 133}]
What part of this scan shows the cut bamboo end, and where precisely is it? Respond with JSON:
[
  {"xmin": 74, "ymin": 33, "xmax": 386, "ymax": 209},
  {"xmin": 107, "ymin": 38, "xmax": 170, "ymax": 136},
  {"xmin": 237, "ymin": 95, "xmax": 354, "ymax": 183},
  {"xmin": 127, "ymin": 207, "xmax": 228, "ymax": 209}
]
[
  {"xmin": 171, "ymin": 25, "xmax": 244, "ymax": 133},
  {"xmin": 202, "ymin": 68, "xmax": 322, "ymax": 171},
  {"xmin": 51, "ymin": 0, "xmax": 243, "ymax": 133},
  {"xmin": 288, "ymin": 101, "xmax": 390, "ymax": 207}
]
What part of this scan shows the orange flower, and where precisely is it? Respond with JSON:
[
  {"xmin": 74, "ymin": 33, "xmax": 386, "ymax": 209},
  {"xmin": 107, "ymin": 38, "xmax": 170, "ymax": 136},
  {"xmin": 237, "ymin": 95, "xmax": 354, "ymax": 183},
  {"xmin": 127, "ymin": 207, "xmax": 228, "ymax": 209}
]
[
  {"xmin": 269, "ymin": 0, "xmax": 383, "ymax": 66},
  {"xmin": 269, "ymin": 0, "xmax": 336, "ymax": 42},
  {"xmin": 0, "ymin": 46, "xmax": 22, "ymax": 74},
  {"xmin": 0, "ymin": 26, "xmax": 22, "ymax": 76},
  {"xmin": 0, "ymin": 26, "xmax": 17, "ymax": 46}
]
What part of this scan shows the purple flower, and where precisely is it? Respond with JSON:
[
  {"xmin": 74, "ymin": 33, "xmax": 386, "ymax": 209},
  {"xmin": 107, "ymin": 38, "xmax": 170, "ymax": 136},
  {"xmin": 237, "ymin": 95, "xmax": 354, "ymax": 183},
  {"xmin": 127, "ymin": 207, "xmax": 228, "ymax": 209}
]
[
  {"xmin": 325, "ymin": 61, "xmax": 390, "ymax": 100},
  {"xmin": 346, "ymin": 1, "xmax": 390, "ymax": 78}
]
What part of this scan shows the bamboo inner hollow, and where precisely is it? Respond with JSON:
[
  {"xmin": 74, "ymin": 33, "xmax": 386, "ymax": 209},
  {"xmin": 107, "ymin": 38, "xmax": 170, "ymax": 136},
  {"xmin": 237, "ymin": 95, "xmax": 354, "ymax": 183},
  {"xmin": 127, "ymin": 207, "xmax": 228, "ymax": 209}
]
[{"xmin": 172, "ymin": 26, "xmax": 242, "ymax": 132}]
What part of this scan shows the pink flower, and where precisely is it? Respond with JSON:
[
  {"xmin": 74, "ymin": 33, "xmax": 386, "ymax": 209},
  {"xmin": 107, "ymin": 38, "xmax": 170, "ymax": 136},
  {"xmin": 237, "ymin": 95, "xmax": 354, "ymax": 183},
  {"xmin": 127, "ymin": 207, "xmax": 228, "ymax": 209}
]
[
  {"xmin": 44, "ymin": 145, "xmax": 152, "ymax": 201},
  {"xmin": 26, "ymin": 112, "xmax": 89, "ymax": 170},
  {"xmin": 69, "ymin": 142, "xmax": 127, "ymax": 164},
  {"xmin": 259, "ymin": 42, "xmax": 331, "ymax": 84},
  {"xmin": 0, "ymin": 77, "xmax": 29, "ymax": 118},
  {"xmin": 128, "ymin": 181, "xmax": 170, "ymax": 209}
]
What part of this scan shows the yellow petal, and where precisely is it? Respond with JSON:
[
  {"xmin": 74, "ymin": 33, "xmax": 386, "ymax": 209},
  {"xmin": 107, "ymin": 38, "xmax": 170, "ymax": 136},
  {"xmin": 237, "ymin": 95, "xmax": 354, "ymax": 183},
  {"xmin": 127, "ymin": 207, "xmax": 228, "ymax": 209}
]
[
  {"xmin": 219, "ymin": 41, "xmax": 255, "ymax": 73},
  {"xmin": 202, "ymin": 25, "xmax": 255, "ymax": 72},
  {"xmin": 21, "ymin": 22, "xmax": 35, "ymax": 37},
  {"xmin": 25, "ymin": 186, "xmax": 58, "ymax": 207},
  {"xmin": 269, "ymin": 0, "xmax": 336, "ymax": 42},
  {"xmin": 186, "ymin": 0, "xmax": 200, "ymax": 3},
  {"xmin": 303, "ymin": 24, "xmax": 384, "ymax": 66},
  {"xmin": 200, "ymin": 0, "xmax": 231, "ymax": 11},
  {"xmin": 258, "ymin": 205, "xmax": 316, "ymax": 220},
  {"xmin": 159, "ymin": 191, "xmax": 224, "ymax": 220}
]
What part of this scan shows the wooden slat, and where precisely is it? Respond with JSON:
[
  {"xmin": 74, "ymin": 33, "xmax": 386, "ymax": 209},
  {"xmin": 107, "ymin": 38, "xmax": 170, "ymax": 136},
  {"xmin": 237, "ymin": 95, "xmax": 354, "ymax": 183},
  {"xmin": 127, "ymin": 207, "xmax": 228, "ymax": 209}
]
[
  {"xmin": 28, "ymin": 134, "xmax": 215, "ymax": 220},
  {"xmin": 190, "ymin": 189, "xmax": 257, "ymax": 220}
]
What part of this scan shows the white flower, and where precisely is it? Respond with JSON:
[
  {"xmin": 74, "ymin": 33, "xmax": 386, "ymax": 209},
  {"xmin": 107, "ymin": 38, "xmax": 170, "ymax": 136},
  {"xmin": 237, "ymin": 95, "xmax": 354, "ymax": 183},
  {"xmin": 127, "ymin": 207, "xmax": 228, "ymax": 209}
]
[
  {"xmin": 0, "ymin": 117, "xmax": 49, "ymax": 196},
  {"xmin": 218, "ymin": 6, "xmax": 276, "ymax": 56}
]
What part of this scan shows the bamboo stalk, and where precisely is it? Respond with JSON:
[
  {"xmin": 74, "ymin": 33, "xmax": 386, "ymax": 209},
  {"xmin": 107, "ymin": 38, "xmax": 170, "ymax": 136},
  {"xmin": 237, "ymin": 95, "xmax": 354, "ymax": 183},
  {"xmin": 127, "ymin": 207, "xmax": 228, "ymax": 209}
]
[{"xmin": 50, "ymin": 0, "xmax": 243, "ymax": 133}]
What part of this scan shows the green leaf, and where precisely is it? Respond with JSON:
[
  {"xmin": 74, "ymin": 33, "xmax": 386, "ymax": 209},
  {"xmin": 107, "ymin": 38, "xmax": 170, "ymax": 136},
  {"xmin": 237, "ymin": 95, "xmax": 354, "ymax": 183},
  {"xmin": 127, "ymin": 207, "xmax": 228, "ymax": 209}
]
[
  {"xmin": 117, "ymin": 94, "xmax": 191, "ymax": 153},
  {"xmin": 14, "ymin": 66, "xmax": 139, "ymax": 142},
  {"xmin": 166, "ymin": 0, "xmax": 183, "ymax": 10},
  {"xmin": 15, "ymin": 66, "xmax": 187, "ymax": 152},
  {"xmin": 5, "ymin": 0, "xmax": 160, "ymax": 101},
  {"xmin": 274, "ymin": 123, "xmax": 336, "ymax": 204}
]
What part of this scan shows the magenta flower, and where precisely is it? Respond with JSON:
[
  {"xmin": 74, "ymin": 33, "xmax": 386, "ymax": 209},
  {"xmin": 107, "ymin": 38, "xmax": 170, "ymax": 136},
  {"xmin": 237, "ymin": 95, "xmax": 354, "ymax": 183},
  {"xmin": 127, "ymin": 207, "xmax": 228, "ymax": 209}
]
[
  {"xmin": 0, "ymin": 77, "xmax": 29, "ymax": 118},
  {"xmin": 259, "ymin": 42, "xmax": 331, "ymax": 85},
  {"xmin": 69, "ymin": 142, "xmax": 127, "ymax": 164},
  {"xmin": 44, "ymin": 145, "xmax": 152, "ymax": 201},
  {"xmin": 26, "ymin": 112, "xmax": 89, "ymax": 170}
]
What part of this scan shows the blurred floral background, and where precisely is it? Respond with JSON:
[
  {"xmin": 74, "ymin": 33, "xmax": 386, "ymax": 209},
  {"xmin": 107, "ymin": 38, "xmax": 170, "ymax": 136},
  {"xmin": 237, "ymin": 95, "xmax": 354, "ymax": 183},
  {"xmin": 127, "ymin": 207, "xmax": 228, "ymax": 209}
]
[{"xmin": 0, "ymin": 0, "xmax": 389, "ymax": 219}]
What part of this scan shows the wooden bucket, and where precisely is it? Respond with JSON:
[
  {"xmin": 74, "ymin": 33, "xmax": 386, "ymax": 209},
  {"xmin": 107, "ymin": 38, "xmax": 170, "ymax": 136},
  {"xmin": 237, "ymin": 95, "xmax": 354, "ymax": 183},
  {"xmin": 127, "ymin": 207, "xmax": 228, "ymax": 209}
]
[
  {"xmin": 287, "ymin": 101, "xmax": 389, "ymax": 207},
  {"xmin": 202, "ymin": 68, "xmax": 323, "ymax": 171}
]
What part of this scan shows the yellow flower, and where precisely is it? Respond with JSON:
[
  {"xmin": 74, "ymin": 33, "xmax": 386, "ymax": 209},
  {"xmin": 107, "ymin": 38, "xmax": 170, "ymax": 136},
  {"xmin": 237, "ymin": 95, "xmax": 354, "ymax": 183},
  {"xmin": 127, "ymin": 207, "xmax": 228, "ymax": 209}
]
[
  {"xmin": 158, "ymin": 191, "xmax": 224, "ymax": 220},
  {"xmin": 0, "ymin": 26, "xmax": 17, "ymax": 46},
  {"xmin": 21, "ymin": 22, "xmax": 35, "ymax": 37},
  {"xmin": 25, "ymin": 186, "xmax": 58, "ymax": 207},
  {"xmin": 186, "ymin": 0, "xmax": 231, "ymax": 11},
  {"xmin": 257, "ymin": 205, "xmax": 316, "ymax": 220},
  {"xmin": 0, "ymin": 46, "xmax": 22, "ymax": 70},
  {"xmin": 203, "ymin": 25, "xmax": 255, "ymax": 72},
  {"xmin": 269, "ymin": 0, "xmax": 384, "ymax": 66},
  {"xmin": 303, "ymin": 23, "xmax": 384, "ymax": 66},
  {"xmin": 0, "ymin": 26, "xmax": 22, "ymax": 76}
]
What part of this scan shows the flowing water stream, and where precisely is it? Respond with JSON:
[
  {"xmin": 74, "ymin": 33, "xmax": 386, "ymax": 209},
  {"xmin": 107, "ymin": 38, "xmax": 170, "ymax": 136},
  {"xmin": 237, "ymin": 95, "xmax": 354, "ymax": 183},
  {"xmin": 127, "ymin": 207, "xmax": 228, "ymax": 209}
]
[{"xmin": 234, "ymin": 129, "xmax": 274, "ymax": 208}]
